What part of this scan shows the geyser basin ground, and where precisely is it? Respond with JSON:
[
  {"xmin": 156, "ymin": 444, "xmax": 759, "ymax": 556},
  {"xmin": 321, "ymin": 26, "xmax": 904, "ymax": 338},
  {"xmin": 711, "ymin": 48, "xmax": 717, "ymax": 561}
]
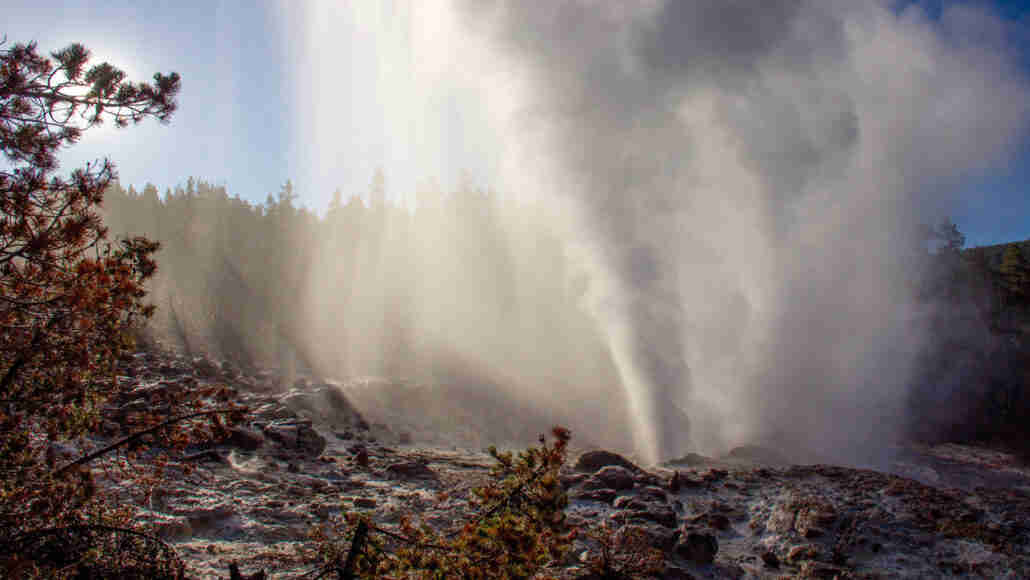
[{"xmin": 96, "ymin": 349, "xmax": 1030, "ymax": 578}]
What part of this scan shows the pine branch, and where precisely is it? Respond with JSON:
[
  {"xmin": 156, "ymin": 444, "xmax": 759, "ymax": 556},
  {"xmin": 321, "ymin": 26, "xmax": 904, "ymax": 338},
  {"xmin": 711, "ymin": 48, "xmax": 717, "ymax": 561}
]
[{"xmin": 53, "ymin": 408, "xmax": 241, "ymax": 477}]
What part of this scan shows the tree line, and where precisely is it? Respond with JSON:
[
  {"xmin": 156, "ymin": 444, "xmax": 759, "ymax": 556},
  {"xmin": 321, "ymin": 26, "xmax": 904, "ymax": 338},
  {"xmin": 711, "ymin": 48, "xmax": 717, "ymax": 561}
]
[
  {"xmin": 99, "ymin": 169, "xmax": 620, "ymax": 402},
  {"xmin": 908, "ymin": 219, "xmax": 1030, "ymax": 452}
]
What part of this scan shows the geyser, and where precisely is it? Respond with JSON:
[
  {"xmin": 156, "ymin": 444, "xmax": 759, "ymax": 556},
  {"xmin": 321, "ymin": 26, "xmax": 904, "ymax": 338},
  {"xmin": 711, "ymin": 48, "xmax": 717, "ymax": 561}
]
[{"xmin": 282, "ymin": 0, "xmax": 1030, "ymax": 464}]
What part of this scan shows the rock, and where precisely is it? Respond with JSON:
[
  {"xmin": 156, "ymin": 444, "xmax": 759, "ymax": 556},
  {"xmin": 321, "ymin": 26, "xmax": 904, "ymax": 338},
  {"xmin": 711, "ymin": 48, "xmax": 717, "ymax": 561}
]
[
  {"xmin": 669, "ymin": 471, "xmax": 703, "ymax": 491},
  {"xmin": 148, "ymin": 514, "xmax": 192, "ymax": 539},
  {"xmin": 250, "ymin": 378, "xmax": 277, "ymax": 393},
  {"xmin": 279, "ymin": 384, "xmax": 368, "ymax": 427},
  {"xmin": 575, "ymin": 450, "xmax": 640, "ymax": 473},
  {"xmin": 638, "ymin": 485, "xmax": 669, "ymax": 503},
  {"xmin": 631, "ymin": 507, "xmax": 678, "ymax": 528},
  {"xmin": 297, "ymin": 426, "xmax": 327, "ymax": 456},
  {"xmin": 228, "ymin": 562, "xmax": 267, "ymax": 580},
  {"xmin": 795, "ymin": 501, "xmax": 836, "ymax": 538},
  {"xmin": 799, "ymin": 561, "xmax": 847, "ymax": 579},
  {"xmin": 192, "ymin": 356, "xmax": 219, "ymax": 378},
  {"xmin": 354, "ymin": 448, "xmax": 370, "ymax": 467},
  {"xmin": 571, "ymin": 488, "xmax": 617, "ymax": 504},
  {"xmin": 724, "ymin": 444, "xmax": 790, "ymax": 465},
  {"xmin": 221, "ymin": 360, "xmax": 239, "ymax": 378},
  {"xmin": 263, "ymin": 419, "xmax": 326, "ymax": 456},
  {"xmin": 278, "ymin": 392, "xmax": 311, "ymax": 415},
  {"xmin": 253, "ymin": 402, "xmax": 296, "ymax": 422},
  {"xmin": 183, "ymin": 503, "xmax": 236, "ymax": 529},
  {"xmin": 353, "ymin": 497, "xmax": 377, "ymax": 508},
  {"xmin": 617, "ymin": 524, "xmax": 680, "ymax": 553},
  {"xmin": 263, "ymin": 422, "xmax": 299, "ymax": 448},
  {"xmin": 634, "ymin": 472, "xmax": 661, "ymax": 487},
  {"xmin": 226, "ymin": 427, "xmax": 264, "ymax": 451},
  {"xmin": 767, "ymin": 503, "xmax": 797, "ymax": 533},
  {"xmin": 766, "ymin": 494, "xmax": 836, "ymax": 539},
  {"xmin": 593, "ymin": 466, "xmax": 635, "ymax": 490},
  {"xmin": 684, "ymin": 512, "xmax": 730, "ymax": 531},
  {"xmin": 701, "ymin": 469, "xmax": 727, "ymax": 483},
  {"xmin": 312, "ymin": 503, "xmax": 332, "ymax": 518},
  {"xmin": 665, "ymin": 453, "xmax": 711, "ymax": 467},
  {"xmin": 708, "ymin": 514, "xmax": 730, "ymax": 531},
  {"xmin": 613, "ymin": 496, "xmax": 650, "ymax": 511},
  {"xmin": 760, "ymin": 549, "xmax": 780, "ymax": 569},
  {"xmin": 560, "ymin": 473, "xmax": 588, "ymax": 489},
  {"xmin": 183, "ymin": 450, "xmax": 223, "ymax": 463},
  {"xmin": 785, "ymin": 544, "xmax": 822, "ymax": 565},
  {"xmin": 386, "ymin": 460, "xmax": 436, "ymax": 480},
  {"xmin": 676, "ymin": 531, "xmax": 718, "ymax": 564},
  {"xmin": 46, "ymin": 441, "xmax": 80, "ymax": 465},
  {"xmin": 660, "ymin": 565, "xmax": 695, "ymax": 579}
]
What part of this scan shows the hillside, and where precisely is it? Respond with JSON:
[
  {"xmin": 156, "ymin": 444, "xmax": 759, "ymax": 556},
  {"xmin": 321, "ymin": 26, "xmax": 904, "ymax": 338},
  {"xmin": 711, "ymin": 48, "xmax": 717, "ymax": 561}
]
[{"xmin": 965, "ymin": 239, "xmax": 1030, "ymax": 270}]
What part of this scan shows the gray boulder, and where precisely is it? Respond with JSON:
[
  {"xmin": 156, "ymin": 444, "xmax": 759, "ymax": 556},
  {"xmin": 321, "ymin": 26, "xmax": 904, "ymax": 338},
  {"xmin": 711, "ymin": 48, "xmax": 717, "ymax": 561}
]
[
  {"xmin": 676, "ymin": 531, "xmax": 718, "ymax": 564},
  {"xmin": 263, "ymin": 419, "xmax": 326, "ymax": 456},
  {"xmin": 574, "ymin": 450, "xmax": 640, "ymax": 473},
  {"xmin": 592, "ymin": 465, "xmax": 635, "ymax": 491}
]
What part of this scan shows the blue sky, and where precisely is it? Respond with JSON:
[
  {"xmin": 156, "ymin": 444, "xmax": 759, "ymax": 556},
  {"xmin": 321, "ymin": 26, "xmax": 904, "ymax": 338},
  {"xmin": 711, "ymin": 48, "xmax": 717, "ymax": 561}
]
[
  {"xmin": 893, "ymin": 0, "xmax": 1030, "ymax": 246},
  {"xmin": 5, "ymin": 0, "xmax": 1030, "ymax": 246},
  {"xmin": 6, "ymin": 1, "xmax": 293, "ymax": 206}
]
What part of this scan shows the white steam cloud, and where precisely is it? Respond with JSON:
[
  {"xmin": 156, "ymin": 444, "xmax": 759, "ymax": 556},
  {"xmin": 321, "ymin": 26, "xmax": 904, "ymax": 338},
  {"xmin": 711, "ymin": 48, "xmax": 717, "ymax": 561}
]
[
  {"xmin": 291, "ymin": 1, "xmax": 1030, "ymax": 464},
  {"xmin": 433, "ymin": 0, "xmax": 1030, "ymax": 462}
]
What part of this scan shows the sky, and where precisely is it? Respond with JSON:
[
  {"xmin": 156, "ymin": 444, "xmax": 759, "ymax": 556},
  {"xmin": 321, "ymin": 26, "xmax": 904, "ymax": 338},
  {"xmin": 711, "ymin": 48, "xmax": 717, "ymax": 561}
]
[
  {"xmin": 894, "ymin": 0, "xmax": 1030, "ymax": 246},
  {"xmin": 4, "ymin": 0, "xmax": 1030, "ymax": 246}
]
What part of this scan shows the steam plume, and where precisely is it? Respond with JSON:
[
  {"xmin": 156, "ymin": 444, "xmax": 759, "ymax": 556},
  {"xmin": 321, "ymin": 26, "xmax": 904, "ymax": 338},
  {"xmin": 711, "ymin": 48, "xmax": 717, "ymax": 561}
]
[{"xmin": 437, "ymin": 0, "xmax": 1030, "ymax": 462}]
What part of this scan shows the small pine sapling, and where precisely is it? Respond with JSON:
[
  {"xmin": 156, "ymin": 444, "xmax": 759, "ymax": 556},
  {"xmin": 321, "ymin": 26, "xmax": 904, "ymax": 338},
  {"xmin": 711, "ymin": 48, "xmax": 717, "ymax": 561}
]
[{"xmin": 309, "ymin": 426, "xmax": 575, "ymax": 579}]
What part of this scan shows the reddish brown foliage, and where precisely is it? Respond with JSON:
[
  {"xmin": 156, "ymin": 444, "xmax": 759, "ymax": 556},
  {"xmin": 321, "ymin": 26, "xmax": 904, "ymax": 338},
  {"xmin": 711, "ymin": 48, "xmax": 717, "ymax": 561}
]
[
  {"xmin": 309, "ymin": 427, "xmax": 576, "ymax": 579},
  {"xmin": 0, "ymin": 39, "xmax": 232, "ymax": 578}
]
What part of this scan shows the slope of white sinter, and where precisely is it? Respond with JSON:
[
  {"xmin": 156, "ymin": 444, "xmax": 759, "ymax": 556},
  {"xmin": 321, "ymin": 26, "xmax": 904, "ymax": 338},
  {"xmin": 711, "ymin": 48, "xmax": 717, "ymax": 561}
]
[{"xmin": 71, "ymin": 348, "xmax": 1030, "ymax": 578}]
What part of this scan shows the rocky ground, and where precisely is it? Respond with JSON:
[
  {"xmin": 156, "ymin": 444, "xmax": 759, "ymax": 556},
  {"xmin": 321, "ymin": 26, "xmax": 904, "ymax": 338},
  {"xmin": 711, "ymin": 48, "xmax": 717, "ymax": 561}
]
[{"xmin": 67, "ymin": 349, "xmax": 1030, "ymax": 578}]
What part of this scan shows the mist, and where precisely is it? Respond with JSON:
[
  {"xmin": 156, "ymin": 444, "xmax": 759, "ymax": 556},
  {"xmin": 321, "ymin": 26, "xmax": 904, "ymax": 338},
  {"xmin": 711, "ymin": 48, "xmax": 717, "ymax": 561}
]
[
  {"xmin": 404, "ymin": 0, "xmax": 1030, "ymax": 463},
  {"xmin": 103, "ymin": 0, "xmax": 1030, "ymax": 466}
]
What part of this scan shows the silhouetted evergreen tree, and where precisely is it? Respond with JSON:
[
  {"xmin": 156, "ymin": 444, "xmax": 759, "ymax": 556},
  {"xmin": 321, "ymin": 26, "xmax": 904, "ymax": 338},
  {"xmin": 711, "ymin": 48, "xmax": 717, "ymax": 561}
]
[{"xmin": 1000, "ymin": 244, "xmax": 1029, "ymax": 305}]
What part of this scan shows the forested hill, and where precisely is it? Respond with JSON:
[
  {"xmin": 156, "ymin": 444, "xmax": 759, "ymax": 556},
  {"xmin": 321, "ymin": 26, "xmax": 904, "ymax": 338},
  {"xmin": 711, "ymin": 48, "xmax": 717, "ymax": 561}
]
[
  {"xmin": 958, "ymin": 237, "xmax": 1030, "ymax": 333},
  {"xmin": 906, "ymin": 233, "xmax": 1030, "ymax": 453},
  {"xmin": 964, "ymin": 239, "xmax": 1030, "ymax": 322},
  {"xmin": 968, "ymin": 238, "xmax": 1030, "ymax": 267}
]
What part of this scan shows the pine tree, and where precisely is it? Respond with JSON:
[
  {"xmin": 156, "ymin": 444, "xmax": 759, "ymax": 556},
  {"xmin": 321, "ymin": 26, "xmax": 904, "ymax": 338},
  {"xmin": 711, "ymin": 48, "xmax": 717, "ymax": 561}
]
[
  {"xmin": 0, "ymin": 40, "xmax": 240, "ymax": 578},
  {"xmin": 0, "ymin": 38, "xmax": 177, "ymax": 428},
  {"xmin": 1000, "ymin": 244, "xmax": 1030, "ymax": 304}
]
